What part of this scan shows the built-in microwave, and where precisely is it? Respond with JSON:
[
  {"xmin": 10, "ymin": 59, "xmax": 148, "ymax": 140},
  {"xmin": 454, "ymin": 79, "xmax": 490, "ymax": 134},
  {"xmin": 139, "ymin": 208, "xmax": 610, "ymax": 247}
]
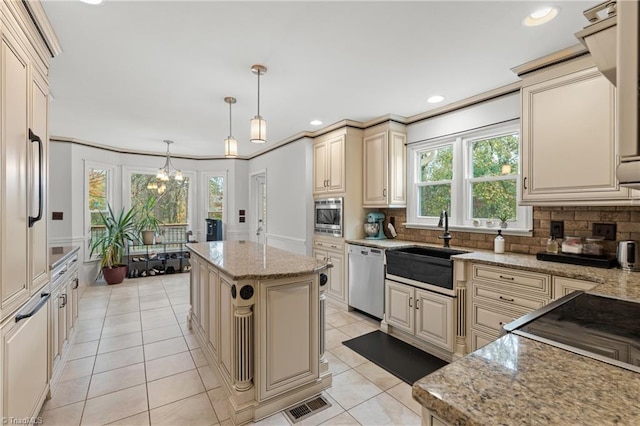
[{"xmin": 314, "ymin": 197, "xmax": 343, "ymax": 237}]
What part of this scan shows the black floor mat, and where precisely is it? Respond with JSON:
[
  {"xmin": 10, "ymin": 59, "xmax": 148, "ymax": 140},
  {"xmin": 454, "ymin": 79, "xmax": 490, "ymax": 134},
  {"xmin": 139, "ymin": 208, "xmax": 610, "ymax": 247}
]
[{"xmin": 342, "ymin": 330, "xmax": 448, "ymax": 385}]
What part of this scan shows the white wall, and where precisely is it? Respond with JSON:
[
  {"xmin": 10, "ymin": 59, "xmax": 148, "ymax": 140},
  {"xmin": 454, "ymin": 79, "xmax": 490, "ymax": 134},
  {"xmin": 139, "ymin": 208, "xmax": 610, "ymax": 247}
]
[
  {"xmin": 407, "ymin": 92, "xmax": 520, "ymax": 143},
  {"xmin": 247, "ymin": 138, "xmax": 313, "ymax": 255},
  {"xmin": 49, "ymin": 141, "xmax": 249, "ymax": 283}
]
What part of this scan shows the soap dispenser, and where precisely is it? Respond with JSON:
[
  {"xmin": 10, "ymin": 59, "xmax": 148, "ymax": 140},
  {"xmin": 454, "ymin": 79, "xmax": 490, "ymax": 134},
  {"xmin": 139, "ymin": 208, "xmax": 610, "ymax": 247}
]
[{"xmin": 494, "ymin": 230, "xmax": 505, "ymax": 254}]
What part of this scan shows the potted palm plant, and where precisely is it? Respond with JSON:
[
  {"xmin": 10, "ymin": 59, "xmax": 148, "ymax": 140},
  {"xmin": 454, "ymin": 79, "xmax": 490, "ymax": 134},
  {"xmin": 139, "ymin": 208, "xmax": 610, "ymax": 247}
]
[
  {"xmin": 137, "ymin": 195, "xmax": 162, "ymax": 245},
  {"xmin": 89, "ymin": 204, "xmax": 139, "ymax": 284}
]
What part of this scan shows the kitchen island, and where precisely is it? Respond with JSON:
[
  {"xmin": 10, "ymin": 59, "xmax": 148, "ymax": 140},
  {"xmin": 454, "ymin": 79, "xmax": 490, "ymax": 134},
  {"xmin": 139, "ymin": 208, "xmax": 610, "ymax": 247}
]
[
  {"xmin": 186, "ymin": 241, "xmax": 332, "ymax": 425},
  {"xmin": 412, "ymin": 251, "xmax": 640, "ymax": 425}
]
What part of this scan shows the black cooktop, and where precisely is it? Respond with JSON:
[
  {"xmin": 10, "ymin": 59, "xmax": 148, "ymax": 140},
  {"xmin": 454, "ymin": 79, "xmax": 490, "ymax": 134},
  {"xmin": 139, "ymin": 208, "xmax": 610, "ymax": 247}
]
[{"xmin": 504, "ymin": 292, "xmax": 640, "ymax": 373}]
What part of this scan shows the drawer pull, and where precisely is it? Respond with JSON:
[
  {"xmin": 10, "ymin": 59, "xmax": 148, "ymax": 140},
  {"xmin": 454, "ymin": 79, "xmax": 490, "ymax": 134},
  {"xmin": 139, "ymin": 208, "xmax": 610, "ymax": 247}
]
[
  {"xmin": 499, "ymin": 275, "xmax": 515, "ymax": 281},
  {"xmin": 499, "ymin": 296, "xmax": 515, "ymax": 302},
  {"xmin": 409, "ymin": 297, "xmax": 413, "ymax": 308}
]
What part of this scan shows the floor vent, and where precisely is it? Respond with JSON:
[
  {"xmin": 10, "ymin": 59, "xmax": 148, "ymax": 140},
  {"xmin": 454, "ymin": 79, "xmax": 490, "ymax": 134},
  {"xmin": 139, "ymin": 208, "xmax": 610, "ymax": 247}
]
[{"xmin": 284, "ymin": 395, "xmax": 331, "ymax": 423}]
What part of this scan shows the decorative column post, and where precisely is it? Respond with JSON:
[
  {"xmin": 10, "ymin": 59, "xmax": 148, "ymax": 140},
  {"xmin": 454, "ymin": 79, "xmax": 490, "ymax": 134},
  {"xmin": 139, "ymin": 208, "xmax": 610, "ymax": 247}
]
[
  {"xmin": 231, "ymin": 283, "xmax": 255, "ymax": 392},
  {"xmin": 454, "ymin": 260, "xmax": 468, "ymax": 359},
  {"xmin": 319, "ymin": 272, "xmax": 329, "ymax": 374}
]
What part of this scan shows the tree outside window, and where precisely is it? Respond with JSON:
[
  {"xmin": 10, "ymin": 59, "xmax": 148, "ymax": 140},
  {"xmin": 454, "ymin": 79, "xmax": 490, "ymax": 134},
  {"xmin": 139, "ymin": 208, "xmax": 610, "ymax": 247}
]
[
  {"xmin": 130, "ymin": 173, "xmax": 189, "ymax": 225},
  {"xmin": 208, "ymin": 176, "xmax": 224, "ymax": 220},
  {"xmin": 469, "ymin": 134, "xmax": 519, "ymax": 221},
  {"xmin": 418, "ymin": 145, "xmax": 453, "ymax": 217},
  {"xmin": 88, "ymin": 169, "xmax": 108, "ymax": 226}
]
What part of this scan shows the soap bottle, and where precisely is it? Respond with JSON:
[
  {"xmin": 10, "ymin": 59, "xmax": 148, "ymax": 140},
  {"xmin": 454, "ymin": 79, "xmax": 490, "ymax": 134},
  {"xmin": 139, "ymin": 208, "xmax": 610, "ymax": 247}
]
[
  {"xmin": 546, "ymin": 235, "xmax": 558, "ymax": 254},
  {"xmin": 494, "ymin": 230, "xmax": 505, "ymax": 254}
]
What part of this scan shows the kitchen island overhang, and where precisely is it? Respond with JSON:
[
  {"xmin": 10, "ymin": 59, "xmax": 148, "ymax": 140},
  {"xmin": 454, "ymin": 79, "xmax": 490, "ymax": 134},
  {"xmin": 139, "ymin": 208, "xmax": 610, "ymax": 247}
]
[{"xmin": 186, "ymin": 241, "xmax": 332, "ymax": 425}]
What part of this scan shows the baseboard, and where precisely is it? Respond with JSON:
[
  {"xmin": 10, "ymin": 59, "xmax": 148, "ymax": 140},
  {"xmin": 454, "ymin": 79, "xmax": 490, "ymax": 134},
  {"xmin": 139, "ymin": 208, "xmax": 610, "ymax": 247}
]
[{"xmin": 386, "ymin": 327, "xmax": 454, "ymax": 363}]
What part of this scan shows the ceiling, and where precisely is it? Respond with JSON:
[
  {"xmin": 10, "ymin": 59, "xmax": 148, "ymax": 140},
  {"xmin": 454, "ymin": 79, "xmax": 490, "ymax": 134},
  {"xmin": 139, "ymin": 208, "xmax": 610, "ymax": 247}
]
[{"xmin": 41, "ymin": 0, "xmax": 598, "ymax": 158}]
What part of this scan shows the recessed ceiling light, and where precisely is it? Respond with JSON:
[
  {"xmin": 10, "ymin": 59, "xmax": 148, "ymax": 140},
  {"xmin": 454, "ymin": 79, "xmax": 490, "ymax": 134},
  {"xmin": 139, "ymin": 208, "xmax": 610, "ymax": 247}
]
[
  {"xmin": 524, "ymin": 7, "xmax": 559, "ymax": 27},
  {"xmin": 427, "ymin": 95, "xmax": 444, "ymax": 104},
  {"xmin": 80, "ymin": 0, "xmax": 105, "ymax": 5},
  {"xmin": 310, "ymin": 120, "xmax": 323, "ymax": 126}
]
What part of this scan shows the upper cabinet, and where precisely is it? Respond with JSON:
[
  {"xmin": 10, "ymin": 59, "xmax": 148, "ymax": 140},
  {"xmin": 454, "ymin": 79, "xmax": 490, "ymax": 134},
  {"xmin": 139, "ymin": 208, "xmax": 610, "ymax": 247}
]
[
  {"xmin": 362, "ymin": 122, "xmax": 407, "ymax": 208},
  {"xmin": 313, "ymin": 134, "xmax": 346, "ymax": 195},
  {"xmin": 517, "ymin": 54, "xmax": 631, "ymax": 205}
]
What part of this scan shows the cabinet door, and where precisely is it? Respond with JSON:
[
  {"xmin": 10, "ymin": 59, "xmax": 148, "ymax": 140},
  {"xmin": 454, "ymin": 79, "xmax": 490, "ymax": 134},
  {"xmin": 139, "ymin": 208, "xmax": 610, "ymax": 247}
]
[
  {"xmin": 552, "ymin": 276, "xmax": 596, "ymax": 299},
  {"xmin": 385, "ymin": 280, "xmax": 413, "ymax": 334},
  {"xmin": 388, "ymin": 131, "xmax": 407, "ymax": 207},
  {"xmin": 1, "ymin": 33, "xmax": 30, "ymax": 317},
  {"xmin": 198, "ymin": 260, "xmax": 208, "ymax": 337},
  {"xmin": 2, "ymin": 296, "xmax": 49, "ymax": 420},
  {"xmin": 190, "ymin": 255, "xmax": 200, "ymax": 326},
  {"xmin": 415, "ymin": 289, "xmax": 454, "ymax": 352},
  {"xmin": 327, "ymin": 135, "xmax": 346, "ymax": 193},
  {"xmin": 218, "ymin": 274, "xmax": 234, "ymax": 383},
  {"xmin": 313, "ymin": 142, "xmax": 328, "ymax": 194},
  {"xmin": 521, "ymin": 67, "xmax": 627, "ymax": 203},
  {"xmin": 327, "ymin": 251, "xmax": 346, "ymax": 303},
  {"xmin": 29, "ymin": 70, "xmax": 49, "ymax": 293},
  {"xmin": 363, "ymin": 131, "xmax": 388, "ymax": 206},
  {"xmin": 49, "ymin": 286, "xmax": 61, "ymax": 374},
  {"xmin": 207, "ymin": 266, "xmax": 219, "ymax": 360}
]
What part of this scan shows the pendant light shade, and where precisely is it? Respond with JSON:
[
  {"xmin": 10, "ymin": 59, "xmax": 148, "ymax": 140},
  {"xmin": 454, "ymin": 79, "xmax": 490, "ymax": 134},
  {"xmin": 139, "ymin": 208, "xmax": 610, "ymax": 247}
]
[
  {"xmin": 224, "ymin": 97, "xmax": 238, "ymax": 157},
  {"xmin": 156, "ymin": 140, "xmax": 182, "ymax": 181},
  {"xmin": 250, "ymin": 64, "xmax": 267, "ymax": 144}
]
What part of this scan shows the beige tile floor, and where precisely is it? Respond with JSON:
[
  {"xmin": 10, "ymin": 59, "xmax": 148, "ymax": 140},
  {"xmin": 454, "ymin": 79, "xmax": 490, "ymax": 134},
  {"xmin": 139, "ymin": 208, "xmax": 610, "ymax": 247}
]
[{"xmin": 39, "ymin": 273, "xmax": 422, "ymax": 426}]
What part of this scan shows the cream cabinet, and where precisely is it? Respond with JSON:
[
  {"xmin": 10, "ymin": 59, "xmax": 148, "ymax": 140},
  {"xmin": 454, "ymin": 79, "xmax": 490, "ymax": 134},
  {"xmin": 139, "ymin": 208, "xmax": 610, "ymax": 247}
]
[
  {"xmin": 362, "ymin": 125, "xmax": 406, "ymax": 208},
  {"xmin": 552, "ymin": 276, "xmax": 597, "ymax": 299},
  {"xmin": 385, "ymin": 280, "xmax": 454, "ymax": 353},
  {"xmin": 313, "ymin": 238, "xmax": 346, "ymax": 305},
  {"xmin": 313, "ymin": 134, "xmax": 345, "ymax": 194},
  {"xmin": 0, "ymin": 2, "xmax": 59, "ymax": 421},
  {"xmin": 468, "ymin": 264, "xmax": 551, "ymax": 351},
  {"xmin": 519, "ymin": 58, "xmax": 629, "ymax": 205},
  {"xmin": 206, "ymin": 265, "xmax": 219, "ymax": 361}
]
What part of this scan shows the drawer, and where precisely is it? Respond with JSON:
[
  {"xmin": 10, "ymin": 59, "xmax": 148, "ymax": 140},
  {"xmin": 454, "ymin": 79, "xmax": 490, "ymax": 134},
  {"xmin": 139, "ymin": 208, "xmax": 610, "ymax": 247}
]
[
  {"xmin": 470, "ymin": 328, "xmax": 498, "ymax": 351},
  {"xmin": 313, "ymin": 239, "xmax": 344, "ymax": 252},
  {"xmin": 552, "ymin": 276, "xmax": 597, "ymax": 299},
  {"xmin": 472, "ymin": 283, "xmax": 548, "ymax": 311},
  {"xmin": 472, "ymin": 264, "xmax": 550, "ymax": 295},
  {"xmin": 471, "ymin": 301, "xmax": 528, "ymax": 334}
]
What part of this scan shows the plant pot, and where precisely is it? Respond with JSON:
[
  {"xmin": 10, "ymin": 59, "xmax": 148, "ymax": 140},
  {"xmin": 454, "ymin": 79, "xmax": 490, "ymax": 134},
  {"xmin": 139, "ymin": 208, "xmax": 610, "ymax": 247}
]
[
  {"xmin": 500, "ymin": 221, "xmax": 508, "ymax": 229},
  {"xmin": 141, "ymin": 230, "xmax": 155, "ymax": 245},
  {"xmin": 102, "ymin": 265, "xmax": 128, "ymax": 285}
]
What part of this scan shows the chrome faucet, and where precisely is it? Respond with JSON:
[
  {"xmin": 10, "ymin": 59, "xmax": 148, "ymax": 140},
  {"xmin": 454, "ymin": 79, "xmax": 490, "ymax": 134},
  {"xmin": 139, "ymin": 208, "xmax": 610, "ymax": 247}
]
[{"xmin": 437, "ymin": 210, "xmax": 452, "ymax": 248}]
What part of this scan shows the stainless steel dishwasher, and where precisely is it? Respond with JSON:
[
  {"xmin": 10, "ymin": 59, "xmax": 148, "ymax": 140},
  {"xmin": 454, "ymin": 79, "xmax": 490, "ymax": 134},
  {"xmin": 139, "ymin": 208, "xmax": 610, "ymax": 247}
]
[{"xmin": 347, "ymin": 244, "xmax": 385, "ymax": 319}]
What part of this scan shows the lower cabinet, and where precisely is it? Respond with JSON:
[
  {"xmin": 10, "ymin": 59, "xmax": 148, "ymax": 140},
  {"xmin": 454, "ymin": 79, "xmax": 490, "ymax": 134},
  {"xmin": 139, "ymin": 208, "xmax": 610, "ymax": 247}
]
[
  {"xmin": 552, "ymin": 276, "xmax": 597, "ymax": 299},
  {"xmin": 1, "ymin": 292, "xmax": 50, "ymax": 421},
  {"xmin": 385, "ymin": 280, "xmax": 454, "ymax": 352},
  {"xmin": 468, "ymin": 264, "xmax": 550, "ymax": 351},
  {"xmin": 313, "ymin": 239, "xmax": 345, "ymax": 305}
]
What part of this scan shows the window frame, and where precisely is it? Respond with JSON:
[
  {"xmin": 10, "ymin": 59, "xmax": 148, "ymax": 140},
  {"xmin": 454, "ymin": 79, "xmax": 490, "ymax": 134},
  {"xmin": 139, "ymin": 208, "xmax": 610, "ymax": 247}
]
[
  {"xmin": 407, "ymin": 120, "xmax": 532, "ymax": 235},
  {"xmin": 202, "ymin": 170, "xmax": 228, "ymax": 225},
  {"xmin": 84, "ymin": 160, "xmax": 115, "ymax": 261},
  {"xmin": 122, "ymin": 166, "xmax": 196, "ymax": 230}
]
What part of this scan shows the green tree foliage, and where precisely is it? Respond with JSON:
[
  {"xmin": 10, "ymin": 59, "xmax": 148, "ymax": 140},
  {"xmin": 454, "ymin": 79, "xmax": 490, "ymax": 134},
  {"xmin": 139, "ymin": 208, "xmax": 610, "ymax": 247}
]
[
  {"xmin": 130, "ymin": 174, "xmax": 189, "ymax": 224},
  {"xmin": 418, "ymin": 134, "xmax": 519, "ymax": 221},
  {"xmin": 88, "ymin": 169, "xmax": 108, "ymax": 225},
  {"xmin": 208, "ymin": 177, "xmax": 224, "ymax": 220}
]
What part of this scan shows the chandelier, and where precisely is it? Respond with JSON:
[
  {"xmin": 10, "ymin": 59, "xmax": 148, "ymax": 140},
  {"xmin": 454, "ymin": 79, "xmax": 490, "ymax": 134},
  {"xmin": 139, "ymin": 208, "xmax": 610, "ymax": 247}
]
[
  {"xmin": 156, "ymin": 140, "xmax": 183, "ymax": 181},
  {"xmin": 250, "ymin": 64, "xmax": 267, "ymax": 144}
]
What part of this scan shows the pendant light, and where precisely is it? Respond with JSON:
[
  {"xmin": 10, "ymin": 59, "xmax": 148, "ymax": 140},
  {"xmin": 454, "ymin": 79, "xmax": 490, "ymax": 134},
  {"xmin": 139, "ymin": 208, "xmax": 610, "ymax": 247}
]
[
  {"xmin": 224, "ymin": 97, "xmax": 238, "ymax": 157},
  {"xmin": 250, "ymin": 64, "xmax": 267, "ymax": 144}
]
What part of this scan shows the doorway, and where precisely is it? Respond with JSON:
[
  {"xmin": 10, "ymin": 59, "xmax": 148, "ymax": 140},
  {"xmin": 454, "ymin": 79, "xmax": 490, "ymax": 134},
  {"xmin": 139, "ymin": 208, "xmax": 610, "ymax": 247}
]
[{"xmin": 250, "ymin": 170, "xmax": 267, "ymax": 244}]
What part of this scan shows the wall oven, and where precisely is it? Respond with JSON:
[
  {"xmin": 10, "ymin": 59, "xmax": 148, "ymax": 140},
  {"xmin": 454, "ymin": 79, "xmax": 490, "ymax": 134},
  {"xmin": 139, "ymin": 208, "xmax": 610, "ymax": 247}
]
[{"xmin": 314, "ymin": 197, "xmax": 343, "ymax": 237}]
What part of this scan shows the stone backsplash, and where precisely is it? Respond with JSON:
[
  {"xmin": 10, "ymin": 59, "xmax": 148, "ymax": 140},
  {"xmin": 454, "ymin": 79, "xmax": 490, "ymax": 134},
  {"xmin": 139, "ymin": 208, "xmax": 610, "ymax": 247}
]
[{"xmin": 381, "ymin": 206, "xmax": 640, "ymax": 256}]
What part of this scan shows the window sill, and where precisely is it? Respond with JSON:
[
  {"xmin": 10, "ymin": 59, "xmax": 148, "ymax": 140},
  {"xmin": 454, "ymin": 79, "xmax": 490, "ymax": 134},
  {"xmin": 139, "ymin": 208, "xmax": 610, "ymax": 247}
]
[{"xmin": 403, "ymin": 223, "xmax": 533, "ymax": 237}]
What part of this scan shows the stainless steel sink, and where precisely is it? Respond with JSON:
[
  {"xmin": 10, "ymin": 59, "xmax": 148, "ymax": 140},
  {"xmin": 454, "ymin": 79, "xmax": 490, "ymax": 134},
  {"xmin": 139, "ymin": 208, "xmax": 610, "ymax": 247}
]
[{"xmin": 385, "ymin": 246, "xmax": 467, "ymax": 290}]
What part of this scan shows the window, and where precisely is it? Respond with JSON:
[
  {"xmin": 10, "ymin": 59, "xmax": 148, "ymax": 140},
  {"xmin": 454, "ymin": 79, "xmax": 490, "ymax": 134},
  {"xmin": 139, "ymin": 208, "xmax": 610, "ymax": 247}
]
[
  {"xmin": 407, "ymin": 121, "xmax": 531, "ymax": 232},
  {"xmin": 129, "ymin": 171, "xmax": 191, "ymax": 243},
  {"xmin": 85, "ymin": 161, "xmax": 114, "ymax": 261},
  {"xmin": 207, "ymin": 175, "xmax": 224, "ymax": 220}
]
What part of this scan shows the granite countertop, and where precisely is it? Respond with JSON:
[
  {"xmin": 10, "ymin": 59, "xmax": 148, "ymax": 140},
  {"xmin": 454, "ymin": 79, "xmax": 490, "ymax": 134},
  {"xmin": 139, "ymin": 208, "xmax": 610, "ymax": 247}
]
[
  {"xmin": 398, "ymin": 243, "xmax": 640, "ymax": 425},
  {"xmin": 412, "ymin": 333, "xmax": 640, "ymax": 425},
  {"xmin": 186, "ymin": 240, "xmax": 330, "ymax": 281},
  {"xmin": 50, "ymin": 245, "xmax": 80, "ymax": 270}
]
